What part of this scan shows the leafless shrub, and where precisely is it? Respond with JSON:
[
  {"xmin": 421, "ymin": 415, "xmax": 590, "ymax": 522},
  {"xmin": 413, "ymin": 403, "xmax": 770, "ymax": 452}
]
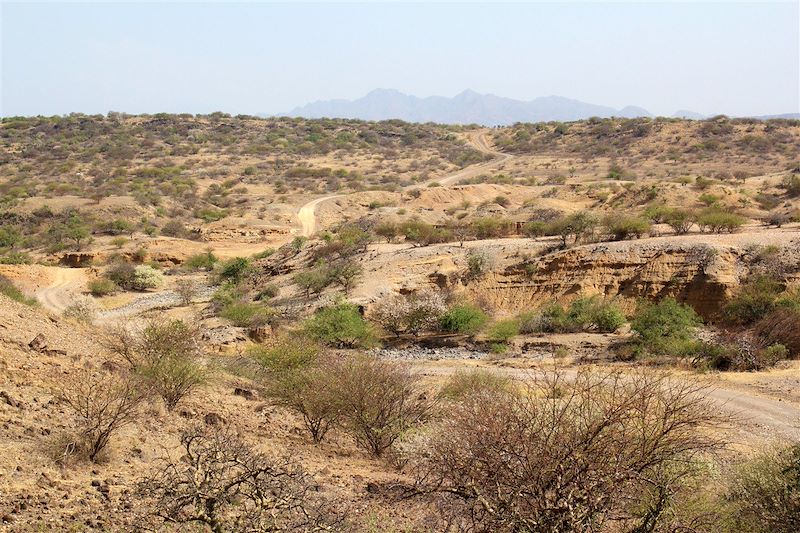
[
  {"xmin": 57, "ymin": 369, "xmax": 147, "ymax": 463},
  {"xmin": 325, "ymin": 354, "xmax": 433, "ymax": 457},
  {"xmin": 137, "ymin": 426, "xmax": 336, "ymax": 531},
  {"xmin": 408, "ymin": 368, "xmax": 730, "ymax": 533},
  {"xmin": 63, "ymin": 296, "xmax": 98, "ymax": 324},
  {"xmin": 174, "ymin": 278, "xmax": 199, "ymax": 305}
]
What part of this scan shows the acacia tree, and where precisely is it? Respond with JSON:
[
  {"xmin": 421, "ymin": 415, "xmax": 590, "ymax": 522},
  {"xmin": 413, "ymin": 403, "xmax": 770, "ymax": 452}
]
[
  {"xmin": 547, "ymin": 211, "xmax": 597, "ymax": 247},
  {"xmin": 64, "ymin": 215, "xmax": 91, "ymax": 250}
]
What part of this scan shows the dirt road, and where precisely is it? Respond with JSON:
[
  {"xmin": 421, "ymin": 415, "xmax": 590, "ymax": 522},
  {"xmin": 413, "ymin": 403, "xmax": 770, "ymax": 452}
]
[
  {"xmin": 297, "ymin": 194, "xmax": 343, "ymax": 237},
  {"xmin": 296, "ymin": 130, "xmax": 513, "ymax": 237},
  {"xmin": 35, "ymin": 267, "xmax": 85, "ymax": 313}
]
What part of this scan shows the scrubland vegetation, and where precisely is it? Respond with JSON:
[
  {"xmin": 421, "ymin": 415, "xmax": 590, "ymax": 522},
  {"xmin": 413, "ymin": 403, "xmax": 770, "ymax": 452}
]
[{"xmin": 1, "ymin": 114, "xmax": 799, "ymax": 531}]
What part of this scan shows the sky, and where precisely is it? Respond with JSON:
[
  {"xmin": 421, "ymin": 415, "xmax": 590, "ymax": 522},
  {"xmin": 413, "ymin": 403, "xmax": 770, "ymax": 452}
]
[{"xmin": 2, "ymin": 1, "xmax": 799, "ymax": 117}]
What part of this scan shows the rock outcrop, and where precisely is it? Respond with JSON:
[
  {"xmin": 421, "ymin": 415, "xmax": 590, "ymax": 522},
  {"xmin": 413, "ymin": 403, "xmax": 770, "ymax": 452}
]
[{"xmin": 465, "ymin": 241, "xmax": 754, "ymax": 317}]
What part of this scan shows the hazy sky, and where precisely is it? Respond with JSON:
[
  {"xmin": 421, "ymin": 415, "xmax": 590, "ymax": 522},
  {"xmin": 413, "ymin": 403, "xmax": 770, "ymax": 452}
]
[{"xmin": 2, "ymin": 1, "xmax": 798, "ymax": 117}]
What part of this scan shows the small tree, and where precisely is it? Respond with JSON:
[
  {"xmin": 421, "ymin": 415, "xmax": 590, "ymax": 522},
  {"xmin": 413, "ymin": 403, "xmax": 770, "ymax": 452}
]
[
  {"xmin": 64, "ymin": 215, "xmax": 91, "ymax": 250},
  {"xmin": 375, "ymin": 221, "xmax": 399, "ymax": 243},
  {"xmin": 664, "ymin": 208, "xmax": 695, "ymax": 235},
  {"xmin": 174, "ymin": 278, "xmax": 199, "ymax": 305},
  {"xmin": 303, "ymin": 301, "xmax": 375, "ymax": 348},
  {"xmin": 266, "ymin": 359, "xmax": 341, "ymax": 443},
  {"xmin": 325, "ymin": 354, "xmax": 431, "ymax": 457},
  {"xmin": 547, "ymin": 211, "xmax": 597, "ymax": 247},
  {"xmin": 329, "ymin": 259, "xmax": 362, "ymax": 295},
  {"xmin": 104, "ymin": 319, "xmax": 207, "ymax": 410},
  {"xmin": 218, "ymin": 257, "xmax": 251, "ymax": 284}
]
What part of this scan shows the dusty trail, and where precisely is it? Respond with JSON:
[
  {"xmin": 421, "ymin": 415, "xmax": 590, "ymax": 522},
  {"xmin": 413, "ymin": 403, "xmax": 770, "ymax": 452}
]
[
  {"xmin": 35, "ymin": 267, "xmax": 85, "ymax": 313},
  {"xmin": 298, "ymin": 194, "xmax": 343, "ymax": 237},
  {"xmin": 296, "ymin": 130, "xmax": 513, "ymax": 237}
]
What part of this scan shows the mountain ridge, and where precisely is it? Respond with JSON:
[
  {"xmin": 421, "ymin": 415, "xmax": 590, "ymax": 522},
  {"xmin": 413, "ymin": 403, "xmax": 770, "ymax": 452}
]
[
  {"xmin": 277, "ymin": 89, "xmax": 798, "ymax": 125},
  {"xmin": 281, "ymin": 89, "xmax": 658, "ymax": 125}
]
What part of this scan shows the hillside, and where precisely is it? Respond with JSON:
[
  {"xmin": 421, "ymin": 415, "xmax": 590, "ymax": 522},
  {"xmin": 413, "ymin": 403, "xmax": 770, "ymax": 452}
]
[{"xmin": 1, "ymin": 112, "xmax": 800, "ymax": 531}]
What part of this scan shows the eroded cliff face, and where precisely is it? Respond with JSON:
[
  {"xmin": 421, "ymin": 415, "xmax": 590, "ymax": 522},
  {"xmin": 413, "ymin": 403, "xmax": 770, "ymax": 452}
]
[{"xmin": 464, "ymin": 242, "xmax": 745, "ymax": 317}]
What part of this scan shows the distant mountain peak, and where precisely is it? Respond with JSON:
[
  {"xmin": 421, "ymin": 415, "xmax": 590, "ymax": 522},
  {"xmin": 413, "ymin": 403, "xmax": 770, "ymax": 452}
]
[{"xmin": 284, "ymin": 89, "xmax": 655, "ymax": 125}]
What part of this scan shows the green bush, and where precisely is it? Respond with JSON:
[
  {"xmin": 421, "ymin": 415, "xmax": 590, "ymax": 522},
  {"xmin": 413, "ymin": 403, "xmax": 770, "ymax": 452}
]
[
  {"xmin": 602, "ymin": 214, "xmax": 651, "ymax": 241},
  {"xmin": 218, "ymin": 257, "xmax": 251, "ymax": 283},
  {"xmin": 585, "ymin": 300, "xmax": 627, "ymax": 332},
  {"xmin": 160, "ymin": 220, "xmax": 189, "ymax": 238},
  {"xmin": 518, "ymin": 297, "xmax": 625, "ymax": 334},
  {"xmin": 249, "ymin": 336, "xmax": 320, "ymax": 374},
  {"xmin": 293, "ymin": 263, "xmax": 335, "ymax": 297},
  {"xmin": 439, "ymin": 304, "xmax": 488, "ymax": 334},
  {"xmin": 303, "ymin": 301, "xmax": 375, "ymax": 348},
  {"xmin": 88, "ymin": 278, "xmax": 118, "ymax": 296},
  {"xmin": 256, "ymin": 284, "xmax": 279, "ymax": 300},
  {"xmin": 696, "ymin": 209, "xmax": 746, "ymax": 233},
  {"xmin": 184, "ymin": 250, "xmax": 218, "ymax": 271},
  {"xmin": 487, "ymin": 319, "xmax": 520, "ymax": 344},
  {"xmin": 723, "ymin": 276, "xmax": 783, "ymax": 325},
  {"xmin": 219, "ymin": 301, "xmax": 273, "ymax": 328},
  {"xmin": 0, "ymin": 251, "xmax": 33, "ymax": 265},
  {"xmin": 522, "ymin": 221, "xmax": 547, "ymax": 238},
  {"xmin": 630, "ymin": 298, "xmax": 701, "ymax": 356},
  {"xmin": 466, "ymin": 251, "xmax": 490, "ymax": 279},
  {"xmin": 105, "ymin": 261, "xmax": 136, "ymax": 288},
  {"xmin": 438, "ymin": 369, "xmax": 512, "ymax": 401},
  {"xmin": 252, "ymin": 248, "xmax": 275, "ymax": 260}
]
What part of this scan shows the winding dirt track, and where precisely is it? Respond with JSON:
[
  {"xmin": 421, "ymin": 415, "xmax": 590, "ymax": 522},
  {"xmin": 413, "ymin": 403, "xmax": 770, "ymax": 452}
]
[
  {"xmin": 296, "ymin": 130, "xmax": 512, "ymax": 237},
  {"xmin": 35, "ymin": 267, "xmax": 84, "ymax": 313}
]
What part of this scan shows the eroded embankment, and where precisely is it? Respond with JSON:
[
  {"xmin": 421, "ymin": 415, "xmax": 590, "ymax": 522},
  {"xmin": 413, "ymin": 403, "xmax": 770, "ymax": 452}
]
[{"xmin": 462, "ymin": 236, "xmax": 799, "ymax": 317}]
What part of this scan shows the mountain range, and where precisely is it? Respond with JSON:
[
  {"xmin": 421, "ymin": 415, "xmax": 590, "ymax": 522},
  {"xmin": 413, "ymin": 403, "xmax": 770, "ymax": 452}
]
[
  {"xmin": 281, "ymin": 89, "xmax": 799, "ymax": 125},
  {"xmin": 283, "ymin": 89, "xmax": 658, "ymax": 125}
]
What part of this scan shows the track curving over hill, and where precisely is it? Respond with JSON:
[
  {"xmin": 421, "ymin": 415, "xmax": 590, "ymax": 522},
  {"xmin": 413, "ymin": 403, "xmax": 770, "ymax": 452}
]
[{"xmin": 296, "ymin": 130, "xmax": 513, "ymax": 237}]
